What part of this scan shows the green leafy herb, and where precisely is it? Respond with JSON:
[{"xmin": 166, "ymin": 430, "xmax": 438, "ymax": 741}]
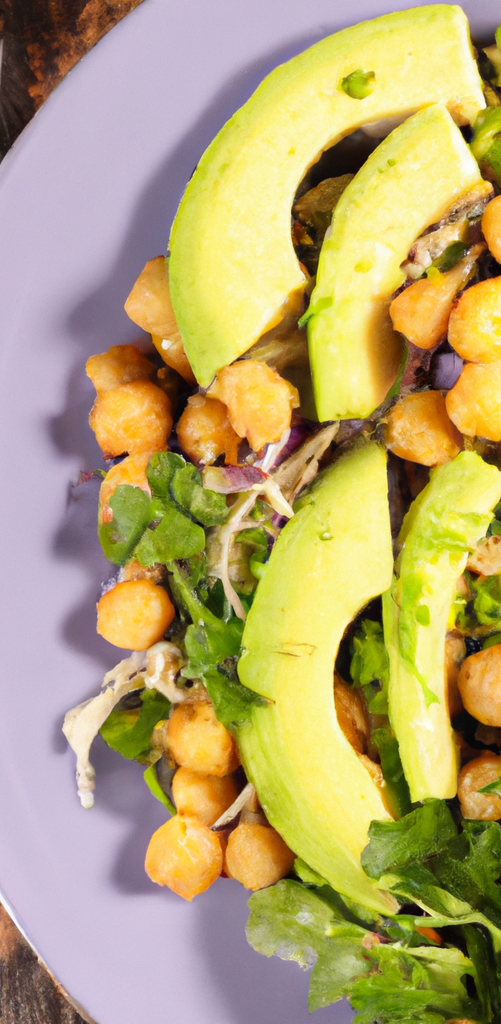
[
  {"xmin": 100, "ymin": 688, "xmax": 170, "ymax": 761},
  {"xmin": 205, "ymin": 667, "xmax": 267, "ymax": 730},
  {"xmin": 361, "ymin": 800, "xmax": 457, "ymax": 879},
  {"xmin": 183, "ymin": 617, "xmax": 244, "ymax": 677},
  {"xmin": 170, "ymin": 463, "xmax": 229, "ymax": 526},
  {"xmin": 340, "ymin": 69, "xmax": 376, "ymax": 100},
  {"xmin": 146, "ymin": 451, "xmax": 185, "ymax": 498},
  {"xmin": 134, "ymin": 501, "xmax": 205, "ymax": 565},
  {"xmin": 143, "ymin": 763, "xmax": 176, "ymax": 815},
  {"xmin": 472, "ymin": 573, "xmax": 501, "ymax": 626},
  {"xmin": 247, "ymin": 880, "xmax": 478, "ymax": 1021},
  {"xmin": 471, "ymin": 107, "xmax": 501, "ymax": 186},
  {"xmin": 98, "ymin": 485, "xmax": 151, "ymax": 564},
  {"xmin": 237, "ymin": 527, "xmax": 269, "ymax": 581},
  {"xmin": 350, "ymin": 619, "xmax": 389, "ymax": 713},
  {"xmin": 479, "ymin": 774, "xmax": 501, "ymax": 797}
]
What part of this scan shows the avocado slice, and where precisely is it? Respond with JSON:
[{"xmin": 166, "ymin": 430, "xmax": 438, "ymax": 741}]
[
  {"xmin": 383, "ymin": 452, "xmax": 501, "ymax": 804},
  {"xmin": 237, "ymin": 442, "xmax": 397, "ymax": 915},
  {"xmin": 169, "ymin": 5, "xmax": 484, "ymax": 387},
  {"xmin": 308, "ymin": 104, "xmax": 483, "ymax": 421}
]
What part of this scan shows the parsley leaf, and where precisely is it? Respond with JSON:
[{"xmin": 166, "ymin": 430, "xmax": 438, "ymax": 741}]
[
  {"xmin": 134, "ymin": 501, "xmax": 205, "ymax": 565},
  {"xmin": 204, "ymin": 668, "xmax": 266, "ymax": 730},
  {"xmin": 98, "ymin": 484, "xmax": 151, "ymax": 564},
  {"xmin": 361, "ymin": 800, "xmax": 457, "ymax": 879},
  {"xmin": 146, "ymin": 451, "xmax": 185, "ymax": 498},
  {"xmin": 100, "ymin": 688, "xmax": 170, "ymax": 761},
  {"xmin": 170, "ymin": 463, "xmax": 229, "ymax": 526},
  {"xmin": 350, "ymin": 619, "xmax": 389, "ymax": 713}
]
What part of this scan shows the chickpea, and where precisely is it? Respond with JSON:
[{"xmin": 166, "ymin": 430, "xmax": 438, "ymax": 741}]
[
  {"xmin": 86, "ymin": 345, "xmax": 155, "ymax": 396},
  {"xmin": 224, "ymin": 822, "xmax": 294, "ymax": 890},
  {"xmin": 467, "ymin": 535, "xmax": 501, "ymax": 576},
  {"xmin": 390, "ymin": 258, "xmax": 474, "ymax": 351},
  {"xmin": 99, "ymin": 452, "xmax": 151, "ymax": 524},
  {"xmin": 334, "ymin": 674, "xmax": 369, "ymax": 754},
  {"xmin": 445, "ymin": 635, "xmax": 466, "ymax": 719},
  {"xmin": 207, "ymin": 361, "xmax": 299, "ymax": 454},
  {"xmin": 89, "ymin": 379, "xmax": 173, "ymax": 456},
  {"xmin": 457, "ymin": 643, "xmax": 501, "ymax": 727},
  {"xmin": 177, "ymin": 394, "xmax": 240, "ymax": 466},
  {"xmin": 145, "ymin": 814, "xmax": 223, "ymax": 900},
  {"xmin": 446, "ymin": 362, "xmax": 501, "ymax": 441},
  {"xmin": 383, "ymin": 391, "xmax": 462, "ymax": 466},
  {"xmin": 458, "ymin": 753, "xmax": 501, "ymax": 820},
  {"xmin": 172, "ymin": 767, "xmax": 238, "ymax": 826},
  {"xmin": 448, "ymin": 277, "xmax": 501, "ymax": 364},
  {"xmin": 167, "ymin": 702, "xmax": 240, "ymax": 777},
  {"xmin": 125, "ymin": 256, "xmax": 175, "ymax": 337},
  {"xmin": 96, "ymin": 579, "xmax": 174, "ymax": 650},
  {"xmin": 482, "ymin": 195, "xmax": 501, "ymax": 264}
]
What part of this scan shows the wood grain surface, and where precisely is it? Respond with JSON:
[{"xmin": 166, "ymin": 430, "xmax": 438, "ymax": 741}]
[{"xmin": 0, "ymin": 3, "xmax": 145, "ymax": 1018}]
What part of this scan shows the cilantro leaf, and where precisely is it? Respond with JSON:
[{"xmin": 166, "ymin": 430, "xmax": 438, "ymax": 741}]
[
  {"xmin": 98, "ymin": 484, "xmax": 151, "ymax": 564},
  {"xmin": 134, "ymin": 501, "xmax": 205, "ymax": 565},
  {"xmin": 146, "ymin": 451, "xmax": 184, "ymax": 498},
  {"xmin": 464, "ymin": 923, "xmax": 501, "ymax": 1023},
  {"xmin": 431, "ymin": 821, "xmax": 501, "ymax": 930},
  {"xmin": 204, "ymin": 668, "xmax": 266, "ymax": 730},
  {"xmin": 350, "ymin": 619, "xmax": 389, "ymax": 714},
  {"xmin": 143, "ymin": 762, "xmax": 176, "ymax": 815},
  {"xmin": 170, "ymin": 463, "xmax": 229, "ymax": 526},
  {"xmin": 361, "ymin": 800, "xmax": 457, "ymax": 879},
  {"xmin": 100, "ymin": 688, "xmax": 170, "ymax": 761}
]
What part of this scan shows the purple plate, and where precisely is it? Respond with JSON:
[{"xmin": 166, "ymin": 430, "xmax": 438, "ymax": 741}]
[{"xmin": 0, "ymin": 2, "xmax": 498, "ymax": 1021}]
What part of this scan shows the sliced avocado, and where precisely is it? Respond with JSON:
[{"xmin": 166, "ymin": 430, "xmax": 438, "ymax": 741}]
[
  {"xmin": 169, "ymin": 6, "xmax": 484, "ymax": 387},
  {"xmin": 383, "ymin": 452, "xmax": 501, "ymax": 804},
  {"xmin": 237, "ymin": 442, "xmax": 397, "ymax": 915},
  {"xmin": 308, "ymin": 104, "xmax": 483, "ymax": 421}
]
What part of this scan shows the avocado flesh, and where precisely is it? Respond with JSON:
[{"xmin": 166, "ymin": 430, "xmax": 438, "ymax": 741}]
[
  {"xmin": 383, "ymin": 452, "xmax": 501, "ymax": 804},
  {"xmin": 308, "ymin": 104, "xmax": 483, "ymax": 421},
  {"xmin": 237, "ymin": 442, "xmax": 397, "ymax": 915},
  {"xmin": 169, "ymin": 5, "xmax": 484, "ymax": 387}
]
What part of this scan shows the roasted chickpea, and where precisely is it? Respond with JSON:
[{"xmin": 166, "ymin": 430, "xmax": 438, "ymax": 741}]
[
  {"xmin": 96, "ymin": 579, "xmax": 174, "ymax": 650},
  {"xmin": 482, "ymin": 195, "xmax": 501, "ymax": 263},
  {"xmin": 86, "ymin": 345, "xmax": 155, "ymax": 396},
  {"xmin": 458, "ymin": 753, "xmax": 501, "ymax": 820},
  {"xmin": 334, "ymin": 674, "xmax": 369, "ymax": 754},
  {"xmin": 177, "ymin": 394, "xmax": 240, "ymax": 465},
  {"xmin": 383, "ymin": 391, "xmax": 462, "ymax": 466},
  {"xmin": 224, "ymin": 822, "xmax": 294, "ymax": 890},
  {"xmin": 171, "ymin": 767, "xmax": 238, "ymax": 826},
  {"xmin": 446, "ymin": 362, "xmax": 501, "ymax": 441},
  {"xmin": 99, "ymin": 452, "xmax": 151, "ymax": 524},
  {"xmin": 467, "ymin": 535, "xmax": 501, "ymax": 576},
  {"xmin": 124, "ymin": 257, "xmax": 196, "ymax": 385},
  {"xmin": 167, "ymin": 702, "xmax": 240, "ymax": 777},
  {"xmin": 390, "ymin": 258, "xmax": 474, "ymax": 351},
  {"xmin": 207, "ymin": 360, "xmax": 299, "ymax": 453},
  {"xmin": 151, "ymin": 334, "xmax": 195, "ymax": 385},
  {"xmin": 457, "ymin": 643, "xmax": 501, "ymax": 727},
  {"xmin": 448, "ymin": 277, "xmax": 501, "ymax": 364},
  {"xmin": 145, "ymin": 814, "xmax": 223, "ymax": 900},
  {"xmin": 89, "ymin": 379, "xmax": 173, "ymax": 456},
  {"xmin": 445, "ymin": 635, "xmax": 465, "ymax": 719}
]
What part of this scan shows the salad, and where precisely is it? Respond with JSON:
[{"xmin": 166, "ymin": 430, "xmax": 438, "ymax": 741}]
[{"xmin": 63, "ymin": 5, "xmax": 501, "ymax": 1021}]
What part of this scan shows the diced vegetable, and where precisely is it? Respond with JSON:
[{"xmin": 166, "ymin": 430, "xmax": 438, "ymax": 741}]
[
  {"xmin": 89, "ymin": 379, "xmax": 173, "ymax": 456},
  {"xmin": 383, "ymin": 391, "xmax": 462, "ymax": 466},
  {"xmin": 389, "ymin": 247, "xmax": 482, "ymax": 350},
  {"xmin": 224, "ymin": 822, "xmax": 294, "ymax": 890},
  {"xmin": 177, "ymin": 394, "xmax": 240, "ymax": 466},
  {"xmin": 144, "ymin": 814, "xmax": 223, "ymax": 900},
  {"xmin": 96, "ymin": 579, "xmax": 174, "ymax": 650},
  {"xmin": 171, "ymin": 767, "xmax": 238, "ymax": 826},
  {"xmin": 167, "ymin": 701, "xmax": 240, "ymax": 777},
  {"xmin": 207, "ymin": 361, "xmax": 299, "ymax": 454},
  {"xmin": 446, "ymin": 362, "xmax": 501, "ymax": 440},
  {"xmin": 449, "ymin": 277, "xmax": 501, "ymax": 363}
]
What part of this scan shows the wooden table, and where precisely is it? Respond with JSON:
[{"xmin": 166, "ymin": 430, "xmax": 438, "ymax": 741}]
[{"xmin": 0, "ymin": 4, "xmax": 145, "ymax": 1018}]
